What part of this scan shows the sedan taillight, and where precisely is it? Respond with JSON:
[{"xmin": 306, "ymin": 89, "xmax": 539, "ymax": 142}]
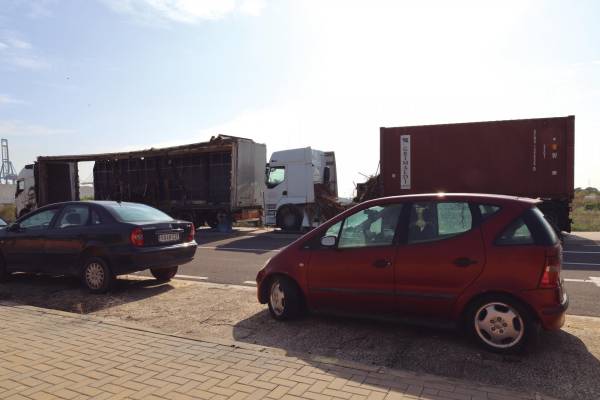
[
  {"xmin": 187, "ymin": 223, "xmax": 195, "ymax": 242},
  {"xmin": 130, "ymin": 227, "xmax": 144, "ymax": 247},
  {"xmin": 540, "ymin": 254, "xmax": 561, "ymax": 288}
]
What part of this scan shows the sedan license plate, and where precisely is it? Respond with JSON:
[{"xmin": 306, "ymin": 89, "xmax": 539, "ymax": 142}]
[{"xmin": 158, "ymin": 232, "xmax": 180, "ymax": 243}]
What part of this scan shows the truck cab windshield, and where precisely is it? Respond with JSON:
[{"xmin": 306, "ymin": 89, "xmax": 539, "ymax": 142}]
[{"xmin": 266, "ymin": 166, "xmax": 285, "ymax": 188}]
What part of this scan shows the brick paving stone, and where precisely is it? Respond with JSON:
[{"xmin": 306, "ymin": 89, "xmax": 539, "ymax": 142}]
[{"xmin": 0, "ymin": 304, "xmax": 556, "ymax": 400}]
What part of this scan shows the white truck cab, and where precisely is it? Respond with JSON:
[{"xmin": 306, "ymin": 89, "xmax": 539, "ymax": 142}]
[
  {"xmin": 264, "ymin": 147, "xmax": 338, "ymax": 231},
  {"xmin": 15, "ymin": 164, "xmax": 36, "ymax": 218}
]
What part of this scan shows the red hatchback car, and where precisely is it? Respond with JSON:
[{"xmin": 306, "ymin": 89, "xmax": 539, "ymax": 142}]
[{"xmin": 256, "ymin": 194, "xmax": 568, "ymax": 353}]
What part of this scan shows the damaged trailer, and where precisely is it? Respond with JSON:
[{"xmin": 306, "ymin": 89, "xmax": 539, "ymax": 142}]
[{"xmin": 23, "ymin": 135, "xmax": 266, "ymax": 227}]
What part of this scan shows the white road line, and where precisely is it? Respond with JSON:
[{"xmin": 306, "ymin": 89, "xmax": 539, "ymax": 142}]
[
  {"xmin": 563, "ymin": 251, "xmax": 600, "ymax": 254},
  {"xmin": 563, "ymin": 262, "xmax": 600, "ymax": 266},
  {"xmin": 197, "ymin": 246, "xmax": 281, "ymax": 252},
  {"xmin": 175, "ymin": 274, "xmax": 208, "ymax": 281},
  {"xmin": 564, "ymin": 277, "xmax": 600, "ymax": 287},
  {"xmin": 243, "ymin": 281, "xmax": 257, "ymax": 285}
]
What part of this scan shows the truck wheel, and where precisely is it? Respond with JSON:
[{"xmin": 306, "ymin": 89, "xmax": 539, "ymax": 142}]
[
  {"xmin": 276, "ymin": 205, "xmax": 302, "ymax": 231},
  {"xmin": 206, "ymin": 212, "xmax": 218, "ymax": 229},
  {"xmin": 81, "ymin": 257, "xmax": 114, "ymax": 294},
  {"xmin": 151, "ymin": 266, "xmax": 178, "ymax": 282}
]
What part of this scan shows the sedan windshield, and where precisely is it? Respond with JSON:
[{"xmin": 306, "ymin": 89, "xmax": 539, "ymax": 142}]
[{"xmin": 105, "ymin": 203, "xmax": 173, "ymax": 222}]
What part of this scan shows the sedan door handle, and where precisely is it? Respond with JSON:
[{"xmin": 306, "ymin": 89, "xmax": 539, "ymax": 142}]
[
  {"xmin": 453, "ymin": 257, "xmax": 477, "ymax": 267},
  {"xmin": 373, "ymin": 259, "xmax": 392, "ymax": 268}
]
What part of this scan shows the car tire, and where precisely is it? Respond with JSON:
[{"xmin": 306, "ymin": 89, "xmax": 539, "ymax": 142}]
[
  {"xmin": 150, "ymin": 266, "xmax": 178, "ymax": 282},
  {"xmin": 0, "ymin": 258, "xmax": 9, "ymax": 283},
  {"xmin": 267, "ymin": 276, "xmax": 303, "ymax": 321},
  {"xmin": 81, "ymin": 257, "xmax": 114, "ymax": 294},
  {"xmin": 466, "ymin": 295, "xmax": 537, "ymax": 354}
]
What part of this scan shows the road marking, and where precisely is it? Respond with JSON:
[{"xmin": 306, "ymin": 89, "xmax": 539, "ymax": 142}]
[
  {"xmin": 564, "ymin": 277, "xmax": 600, "ymax": 287},
  {"xmin": 175, "ymin": 274, "xmax": 208, "ymax": 281},
  {"xmin": 243, "ymin": 281, "xmax": 257, "ymax": 285},
  {"xmin": 563, "ymin": 262, "xmax": 600, "ymax": 266},
  {"xmin": 197, "ymin": 246, "xmax": 281, "ymax": 252},
  {"xmin": 563, "ymin": 251, "xmax": 600, "ymax": 254}
]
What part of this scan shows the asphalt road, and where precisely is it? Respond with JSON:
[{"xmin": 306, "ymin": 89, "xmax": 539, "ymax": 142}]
[{"xmin": 152, "ymin": 228, "xmax": 600, "ymax": 317}]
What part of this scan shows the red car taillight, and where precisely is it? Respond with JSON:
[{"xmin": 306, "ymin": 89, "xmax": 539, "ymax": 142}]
[
  {"xmin": 130, "ymin": 227, "xmax": 144, "ymax": 247},
  {"xmin": 187, "ymin": 223, "xmax": 195, "ymax": 242},
  {"xmin": 540, "ymin": 254, "xmax": 561, "ymax": 288}
]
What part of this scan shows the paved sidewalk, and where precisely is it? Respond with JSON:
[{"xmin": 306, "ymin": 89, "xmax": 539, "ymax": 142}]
[{"xmin": 0, "ymin": 304, "xmax": 556, "ymax": 400}]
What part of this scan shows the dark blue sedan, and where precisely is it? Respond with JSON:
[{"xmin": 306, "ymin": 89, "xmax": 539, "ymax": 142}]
[{"xmin": 0, "ymin": 201, "xmax": 197, "ymax": 293}]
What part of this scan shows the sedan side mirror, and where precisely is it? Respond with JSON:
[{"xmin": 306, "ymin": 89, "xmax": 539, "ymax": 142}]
[{"xmin": 320, "ymin": 235, "xmax": 337, "ymax": 247}]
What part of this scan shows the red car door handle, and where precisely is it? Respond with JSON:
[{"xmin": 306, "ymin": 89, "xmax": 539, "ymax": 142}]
[
  {"xmin": 373, "ymin": 259, "xmax": 392, "ymax": 268},
  {"xmin": 454, "ymin": 257, "xmax": 477, "ymax": 267}
]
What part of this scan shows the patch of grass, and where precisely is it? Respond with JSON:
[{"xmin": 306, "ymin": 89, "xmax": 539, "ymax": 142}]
[{"xmin": 572, "ymin": 187, "xmax": 600, "ymax": 231}]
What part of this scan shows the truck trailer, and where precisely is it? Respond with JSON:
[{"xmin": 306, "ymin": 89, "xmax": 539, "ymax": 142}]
[
  {"xmin": 373, "ymin": 116, "xmax": 575, "ymax": 231},
  {"xmin": 15, "ymin": 135, "xmax": 266, "ymax": 227}
]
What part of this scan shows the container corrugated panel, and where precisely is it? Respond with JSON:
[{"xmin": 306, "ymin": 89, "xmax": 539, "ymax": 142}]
[{"xmin": 380, "ymin": 116, "xmax": 574, "ymax": 200}]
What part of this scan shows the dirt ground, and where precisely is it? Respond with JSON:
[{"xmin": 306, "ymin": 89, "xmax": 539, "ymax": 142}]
[{"xmin": 1, "ymin": 273, "xmax": 600, "ymax": 400}]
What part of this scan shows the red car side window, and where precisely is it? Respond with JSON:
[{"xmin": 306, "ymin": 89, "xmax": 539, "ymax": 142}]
[{"xmin": 408, "ymin": 201, "xmax": 473, "ymax": 244}]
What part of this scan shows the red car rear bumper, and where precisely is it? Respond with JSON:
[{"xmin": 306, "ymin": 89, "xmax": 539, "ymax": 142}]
[{"xmin": 522, "ymin": 287, "xmax": 568, "ymax": 330}]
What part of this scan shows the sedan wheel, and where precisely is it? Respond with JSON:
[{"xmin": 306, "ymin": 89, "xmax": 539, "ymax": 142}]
[
  {"xmin": 468, "ymin": 296, "xmax": 534, "ymax": 353},
  {"xmin": 82, "ymin": 257, "xmax": 113, "ymax": 293},
  {"xmin": 0, "ymin": 259, "xmax": 9, "ymax": 282},
  {"xmin": 267, "ymin": 276, "xmax": 303, "ymax": 320}
]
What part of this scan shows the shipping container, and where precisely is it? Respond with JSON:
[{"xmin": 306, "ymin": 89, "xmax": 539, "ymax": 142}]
[
  {"xmin": 25, "ymin": 135, "xmax": 266, "ymax": 227},
  {"xmin": 379, "ymin": 116, "xmax": 575, "ymax": 231}
]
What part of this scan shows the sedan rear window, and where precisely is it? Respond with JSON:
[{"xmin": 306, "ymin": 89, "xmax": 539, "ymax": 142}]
[
  {"xmin": 105, "ymin": 203, "xmax": 173, "ymax": 222},
  {"xmin": 495, "ymin": 207, "xmax": 558, "ymax": 246},
  {"xmin": 496, "ymin": 218, "xmax": 534, "ymax": 245}
]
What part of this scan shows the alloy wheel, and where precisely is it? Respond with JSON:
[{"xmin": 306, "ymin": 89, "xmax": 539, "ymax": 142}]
[
  {"xmin": 474, "ymin": 302, "xmax": 524, "ymax": 349},
  {"xmin": 269, "ymin": 281, "xmax": 286, "ymax": 316},
  {"xmin": 85, "ymin": 262, "xmax": 105, "ymax": 290}
]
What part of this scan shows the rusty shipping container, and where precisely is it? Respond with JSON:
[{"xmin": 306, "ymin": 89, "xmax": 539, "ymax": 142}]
[{"xmin": 380, "ymin": 116, "xmax": 575, "ymax": 231}]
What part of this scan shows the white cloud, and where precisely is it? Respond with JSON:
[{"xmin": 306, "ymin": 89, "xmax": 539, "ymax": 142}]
[
  {"xmin": 0, "ymin": 94, "xmax": 25, "ymax": 105},
  {"xmin": 0, "ymin": 32, "xmax": 48, "ymax": 70},
  {"xmin": 102, "ymin": 0, "xmax": 264, "ymax": 24},
  {"xmin": 0, "ymin": 120, "xmax": 72, "ymax": 136},
  {"xmin": 6, "ymin": 38, "xmax": 31, "ymax": 49},
  {"xmin": 239, "ymin": 0, "xmax": 266, "ymax": 17},
  {"xmin": 9, "ymin": 56, "xmax": 49, "ymax": 70}
]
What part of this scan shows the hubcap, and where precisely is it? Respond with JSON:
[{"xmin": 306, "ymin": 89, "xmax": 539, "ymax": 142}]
[
  {"xmin": 269, "ymin": 281, "xmax": 285, "ymax": 316},
  {"xmin": 85, "ymin": 262, "xmax": 105, "ymax": 290},
  {"xmin": 474, "ymin": 302, "xmax": 524, "ymax": 349}
]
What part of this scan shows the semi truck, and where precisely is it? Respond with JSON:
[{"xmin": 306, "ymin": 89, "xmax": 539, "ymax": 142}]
[
  {"xmin": 359, "ymin": 116, "xmax": 575, "ymax": 232},
  {"xmin": 15, "ymin": 135, "xmax": 266, "ymax": 227},
  {"xmin": 264, "ymin": 147, "xmax": 341, "ymax": 231}
]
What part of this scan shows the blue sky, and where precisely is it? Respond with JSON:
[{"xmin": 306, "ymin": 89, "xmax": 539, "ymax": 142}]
[{"xmin": 0, "ymin": 0, "xmax": 599, "ymax": 196}]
